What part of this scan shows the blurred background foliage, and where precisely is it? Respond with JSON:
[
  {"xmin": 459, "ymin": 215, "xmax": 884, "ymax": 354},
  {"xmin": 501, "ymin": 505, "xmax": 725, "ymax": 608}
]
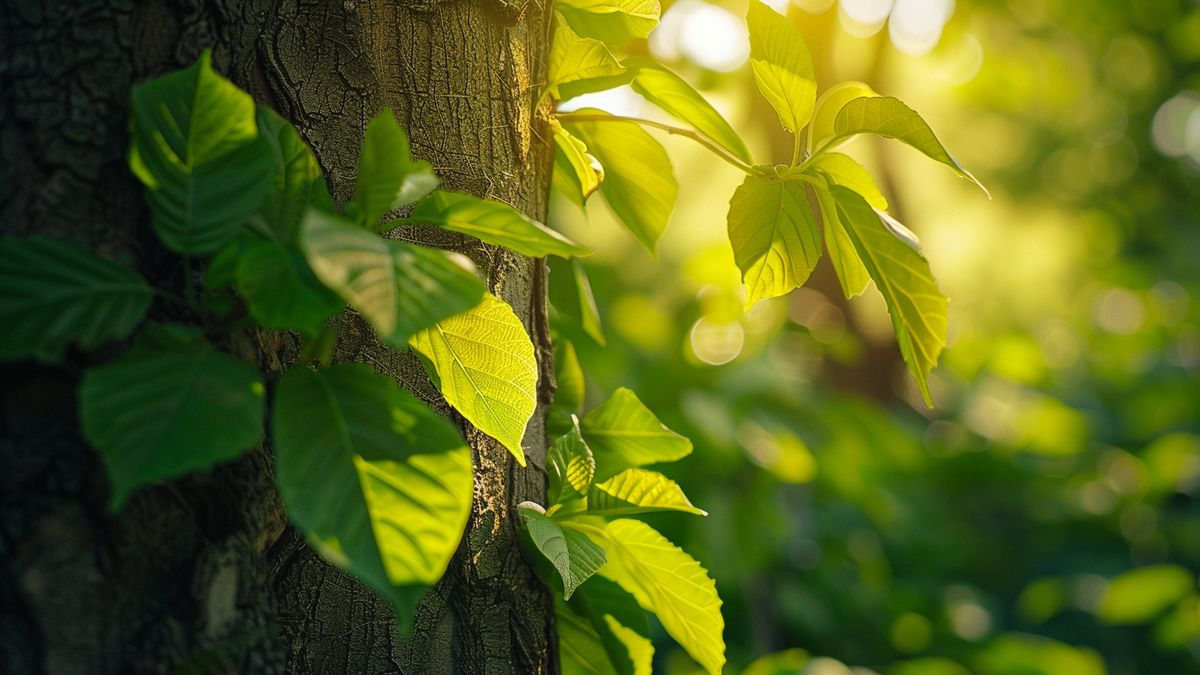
[{"xmin": 548, "ymin": 0, "xmax": 1200, "ymax": 673}]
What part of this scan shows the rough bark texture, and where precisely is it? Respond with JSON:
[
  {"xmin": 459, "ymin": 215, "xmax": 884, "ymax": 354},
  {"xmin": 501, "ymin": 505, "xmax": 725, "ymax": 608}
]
[{"xmin": 0, "ymin": 0, "xmax": 558, "ymax": 672}]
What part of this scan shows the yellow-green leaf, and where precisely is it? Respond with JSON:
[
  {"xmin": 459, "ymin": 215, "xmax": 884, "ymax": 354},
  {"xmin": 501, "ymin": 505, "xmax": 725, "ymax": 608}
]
[
  {"xmin": 409, "ymin": 293, "xmax": 538, "ymax": 465},
  {"xmin": 812, "ymin": 183, "xmax": 870, "ymax": 298},
  {"xmin": 808, "ymin": 81, "xmax": 877, "ymax": 153},
  {"xmin": 589, "ymin": 468, "xmax": 706, "ymax": 516},
  {"xmin": 628, "ymin": 59, "xmax": 752, "ymax": 164},
  {"xmin": 409, "ymin": 191, "xmax": 590, "ymax": 258},
  {"xmin": 556, "ymin": 0, "xmax": 660, "ymax": 45},
  {"xmin": 549, "ymin": 418, "xmax": 596, "ymax": 504},
  {"xmin": 548, "ymin": 21, "xmax": 628, "ymax": 102},
  {"xmin": 806, "ymin": 152, "xmax": 888, "ymax": 210},
  {"xmin": 831, "ymin": 186, "xmax": 947, "ymax": 405},
  {"xmin": 1097, "ymin": 565, "xmax": 1195, "ymax": 625},
  {"xmin": 581, "ymin": 387, "xmax": 692, "ymax": 481},
  {"xmin": 727, "ymin": 175, "xmax": 822, "ymax": 309},
  {"xmin": 553, "ymin": 119, "xmax": 604, "ymax": 206},
  {"xmin": 601, "ymin": 519, "xmax": 725, "ymax": 675},
  {"xmin": 746, "ymin": 1, "xmax": 816, "ymax": 134}
]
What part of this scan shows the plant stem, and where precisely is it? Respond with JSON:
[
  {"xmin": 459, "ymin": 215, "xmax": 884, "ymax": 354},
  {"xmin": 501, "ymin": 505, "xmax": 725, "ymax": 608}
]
[
  {"xmin": 554, "ymin": 111, "xmax": 757, "ymax": 176},
  {"xmin": 791, "ymin": 131, "xmax": 803, "ymax": 166}
]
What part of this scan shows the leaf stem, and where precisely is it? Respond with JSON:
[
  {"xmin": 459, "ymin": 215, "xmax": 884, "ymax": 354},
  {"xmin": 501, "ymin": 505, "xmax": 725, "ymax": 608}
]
[
  {"xmin": 791, "ymin": 131, "xmax": 803, "ymax": 166},
  {"xmin": 554, "ymin": 111, "xmax": 757, "ymax": 176}
]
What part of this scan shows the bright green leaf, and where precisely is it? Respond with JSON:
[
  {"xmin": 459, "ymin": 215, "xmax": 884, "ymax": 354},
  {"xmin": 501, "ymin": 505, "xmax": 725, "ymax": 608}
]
[
  {"xmin": 128, "ymin": 50, "xmax": 273, "ymax": 254},
  {"xmin": 1097, "ymin": 565, "xmax": 1195, "ymax": 625},
  {"xmin": 627, "ymin": 59, "xmax": 753, "ymax": 164},
  {"xmin": 806, "ymin": 152, "xmax": 888, "ymax": 210},
  {"xmin": 564, "ymin": 111, "xmax": 677, "ymax": 253},
  {"xmin": 548, "ymin": 337, "xmax": 587, "ymax": 438},
  {"xmin": 580, "ymin": 387, "xmax": 692, "ymax": 481},
  {"xmin": 602, "ymin": 616, "xmax": 653, "ymax": 675},
  {"xmin": 601, "ymin": 519, "xmax": 725, "ymax": 675},
  {"xmin": 520, "ymin": 505, "xmax": 607, "ymax": 599},
  {"xmin": 743, "ymin": 649, "xmax": 811, "ymax": 675},
  {"xmin": 812, "ymin": 184, "xmax": 870, "ymax": 298},
  {"xmin": 254, "ymin": 106, "xmax": 323, "ymax": 243},
  {"xmin": 555, "ymin": 0, "xmax": 660, "ymax": 45},
  {"xmin": 409, "ymin": 293, "xmax": 538, "ymax": 465},
  {"xmin": 300, "ymin": 209, "xmax": 485, "ymax": 347},
  {"xmin": 548, "ymin": 21, "xmax": 629, "ymax": 102},
  {"xmin": 80, "ymin": 339, "xmax": 264, "ymax": 509},
  {"xmin": 727, "ymin": 175, "xmax": 822, "ymax": 309},
  {"xmin": 589, "ymin": 468, "xmax": 706, "ymax": 516},
  {"xmin": 746, "ymin": 1, "xmax": 816, "ymax": 134},
  {"xmin": 235, "ymin": 241, "xmax": 344, "ymax": 336},
  {"xmin": 351, "ymin": 109, "xmax": 440, "ymax": 227},
  {"xmin": 0, "ymin": 237, "xmax": 153, "ymax": 362},
  {"xmin": 550, "ymin": 256, "xmax": 606, "ymax": 346},
  {"xmin": 826, "ymin": 96, "xmax": 988, "ymax": 194},
  {"xmin": 808, "ymin": 81, "xmax": 877, "ymax": 154},
  {"xmin": 549, "ymin": 417, "xmax": 596, "ymax": 504},
  {"xmin": 408, "ymin": 191, "xmax": 590, "ymax": 258},
  {"xmin": 831, "ymin": 186, "xmax": 947, "ymax": 405},
  {"xmin": 272, "ymin": 363, "xmax": 472, "ymax": 629},
  {"xmin": 553, "ymin": 119, "xmax": 604, "ymax": 207}
]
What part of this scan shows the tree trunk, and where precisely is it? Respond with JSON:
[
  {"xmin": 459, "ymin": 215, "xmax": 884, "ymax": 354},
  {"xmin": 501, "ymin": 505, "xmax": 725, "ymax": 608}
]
[{"xmin": 0, "ymin": 0, "xmax": 558, "ymax": 672}]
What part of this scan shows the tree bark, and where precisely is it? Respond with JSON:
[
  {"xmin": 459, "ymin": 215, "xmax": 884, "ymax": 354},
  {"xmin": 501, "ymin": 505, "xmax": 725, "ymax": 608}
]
[{"xmin": 0, "ymin": 0, "xmax": 558, "ymax": 672}]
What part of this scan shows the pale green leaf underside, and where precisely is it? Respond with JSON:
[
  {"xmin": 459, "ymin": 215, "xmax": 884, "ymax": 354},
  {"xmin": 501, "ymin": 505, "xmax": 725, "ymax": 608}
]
[
  {"xmin": 548, "ymin": 21, "xmax": 627, "ymax": 101},
  {"xmin": 521, "ymin": 506, "xmax": 607, "ymax": 598},
  {"xmin": 727, "ymin": 175, "xmax": 822, "ymax": 309},
  {"xmin": 564, "ymin": 110, "xmax": 677, "ymax": 253},
  {"xmin": 627, "ymin": 59, "xmax": 752, "ymax": 164},
  {"xmin": 581, "ymin": 387, "xmax": 692, "ymax": 481},
  {"xmin": 556, "ymin": 0, "xmax": 660, "ymax": 45},
  {"xmin": 0, "ymin": 237, "xmax": 152, "ymax": 362},
  {"xmin": 301, "ymin": 210, "xmax": 485, "ymax": 348},
  {"xmin": 409, "ymin": 293, "xmax": 538, "ymax": 465},
  {"xmin": 81, "ymin": 342, "xmax": 264, "ymax": 509},
  {"xmin": 272, "ymin": 363, "xmax": 472, "ymax": 625},
  {"xmin": 601, "ymin": 519, "xmax": 726, "ymax": 675},
  {"xmin": 831, "ymin": 186, "xmax": 947, "ymax": 405},
  {"xmin": 589, "ymin": 467, "xmax": 706, "ymax": 516},
  {"xmin": 808, "ymin": 81, "xmax": 876, "ymax": 154},
  {"xmin": 747, "ymin": 1, "xmax": 816, "ymax": 134},
  {"xmin": 410, "ymin": 191, "xmax": 590, "ymax": 258}
]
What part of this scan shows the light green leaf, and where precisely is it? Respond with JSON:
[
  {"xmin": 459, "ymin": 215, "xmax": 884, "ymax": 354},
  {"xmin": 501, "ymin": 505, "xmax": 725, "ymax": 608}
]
[
  {"xmin": 627, "ymin": 59, "xmax": 753, "ymax": 164},
  {"xmin": 743, "ymin": 649, "xmax": 811, "ymax": 675},
  {"xmin": 0, "ymin": 237, "xmax": 153, "ymax": 362},
  {"xmin": 589, "ymin": 468, "xmax": 706, "ymax": 516},
  {"xmin": 555, "ymin": 0, "xmax": 660, "ymax": 45},
  {"xmin": 549, "ymin": 417, "xmax": 596, "ymax": 504},
  {"xmin": 351, "ymin": 109, "xmax": 440, "ymax": 227},
  {"xmin": 559, "ymin": 576, "xmax": 654, "ymax": 675},
  {"xmin": 550, "ymin": 256, "xmax": 606, "ymax": 346},
  {"xmin": 254, "ymin": 106, "xmax": 323, "ymax": 243},
  {"xmin": 80, "ymin": 339, "xmax": 264, "ymax": 509},
  {"xmin": 272, "ymin": 363, "xmax": 472, "ymax": 629},
  {"xmin": 556, "ymin": 596, "xmax": 621, "ymax": 675},
  {"xmin": 128, "ymin": 50, "xmax": 273, "ymax": 255},
  {"xmin": 808, "ymin": 81, "xmax": 877, "ymax": 154},
  {"xmin": 746, "ymin": 1, "xmax": 816, "ymax": 134},
  {"xmin": 300, "ymin": 209, "xmax": 485, "ymax": 347},
  {"xmin": 580, "ymin": 387, "xmax": 692, "ymax": 481},
  {"xmin": 806, "ymin": 152, "xmax": 888, "ymax": 210},
  {"xmin": 547, "ymin": 337, "xmax": 587, "ymax": 438},
  {"xmin": 831, "ymin": 186, "xmax": 947, "ymax": 405},
  {"xmin": 235, "ymin": 241, "xmax": 344, "ymax": 336},
  {"xmin": 408, "ymin": 191, "xmax": 590, "ymax": 258},
  {"xmin": 564, "ymin": 111, "xmax": 677, "ymax": 253},
  {"xmin": 602, "ymin": 616, "xmax": 653, "ymax": 675},
  {"xmin": 520, "ymin": 505, "xmax": 607, "ymax": 599},
  {"xmin": 812, "ymin": 184, "xmax": 870, "ymax": 298},
  {"xmin": 727, "ymin": 175, "xmax": 822, "ymax": 309},
  {"xmin": 548, "ymin": 21, "xmax": 629, "ymax": 102},
  {"xmin": 409, "ymin": 293, "xmax": 538, "ymax": 465},
  {"xmin": 826, "ymin": 96, "xmax": 988, "ymax": 194},
  {"xmin": 601, "ymin": 519, "xmax": 725, "ymax": 675},
  {"xmin": 1097, "ymin": 565, "xmax": 1195, "ymax": 625},
  {"xmin": 553, "ymin": 119, "xmax": 604, "ymax": 207}
]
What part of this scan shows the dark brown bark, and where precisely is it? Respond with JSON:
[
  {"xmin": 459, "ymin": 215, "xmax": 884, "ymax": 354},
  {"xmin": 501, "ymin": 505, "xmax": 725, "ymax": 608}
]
[{"xmin": 0, "ymin": 0, "xmax": 558, "ymax": 672}]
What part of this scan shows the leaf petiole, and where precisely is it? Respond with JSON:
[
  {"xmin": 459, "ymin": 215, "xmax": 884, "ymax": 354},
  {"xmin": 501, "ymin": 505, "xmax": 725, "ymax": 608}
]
[{"xmin": 554, "ymin": 111, "xmax": 757, "ymax": 175}]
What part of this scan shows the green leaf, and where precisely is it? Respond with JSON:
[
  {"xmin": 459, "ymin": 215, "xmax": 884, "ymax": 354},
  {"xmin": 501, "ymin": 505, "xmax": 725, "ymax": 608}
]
[
  {"xmin": 549, "ymin": 418, "xmax": 596, "ymax": 504},
  {"xmin": 520, "ymin": 505, "xmax": 607, "ymax": 599},
  {"xmin": 556, "ymin": 596, "xmax": 622, "ymax": 675},
  {"xmin": 588, "ymin": 468, "xmax": 706, "ymax": 516},
  {"xmin": 628, "ymin": 59, "xmax": 753, "ymax": 164},
  {"xmin": 743, "ymin": 649, "xmax": 811, "ymax": 675},
  {"xmin": 351, "ymin": 109, "xmax": 440, "ymax": 227},
  {"xmin": 549, "ymin": 256, "xmax": 606, "ymax": 346},
  {"xmin": 409, "ymin": 293, "xmax": 538, "ymax": 465},
  {"xmin": 831, "ymin": 186, "xmax": 947, "ymax": 405},
  {"xmin": 0, "ymin": 237, "xmax": 153, "ymax": 362},
  {"xmin": 80, "ymin": 339, "xmax": 264, "ymax": 509},
  {"xmin": 254, "ymin": 106, "xmax": 323, "ymax": 243},
  {"xmin": 564, "ymin": 111, "xmax": 677, "ymax": 253},
  {"xmin": 235, "ymin": 241, "xmax": 344, "ymax": 336},
  {"xmin": 812, "ymin": 184, "xmax": 870, "ymax": 299},
  {"xmin": 808, "ymin": 81, "xmax": 877, "ymax": 154},
  {"xmin": 559, "ymin": 577, "xmax": 654, "ymax": 675},
  {"xmin": 555, "ymin": 0, "xmax": 660, "ymax": 45},
  {"xmin": 601, "ymin": 616, "xmax": 653, "ymax": 675},
  {"xmin": 553, "ymin": 119, "xmax": 604, "ymax": 207},
  {"xmin": 806, "ymin": 152, "xmax": 888, "ymax": 210},
  {"xmin": 128, "ymin": 50, "xmax": 273, "ymax": 254},
  {"xmin": 272, "ymin": 363, "xmax": 473, "ymax": 628},
  {"xmin": 580, "ymin": 387, "xmax": 692, "ymax": 481},
  {"xmin": 547, "ymin": 337, "xmax": 587, "ymax": 438},
  {"xmin": 408, "ymin": 191, "xmax": 590, "ymax": 258},
  {"xmin": 727, "ymin": 175, "xmax": 822, "ymax": 309},
  {"xmin": 600, "ymin": 519, "xmax": 725, "ymax": 675},
  {"xmin": 548, "ymin": 21, "xmax": 629, "ymax": 102},
  {"xmin": 1097, "ymin": 565, "xmax": 1195, "ymax": 625},
  {"xmin": 825, "ymin": 96, "xmax": 988, "ymax": 194},
  {"xmin": 746, "ymin": 1, "xmax": 817, "ymax": 134},
  {"xmin": 300, "ymin": 209, "xmax": 485, "ymax": 347}
]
